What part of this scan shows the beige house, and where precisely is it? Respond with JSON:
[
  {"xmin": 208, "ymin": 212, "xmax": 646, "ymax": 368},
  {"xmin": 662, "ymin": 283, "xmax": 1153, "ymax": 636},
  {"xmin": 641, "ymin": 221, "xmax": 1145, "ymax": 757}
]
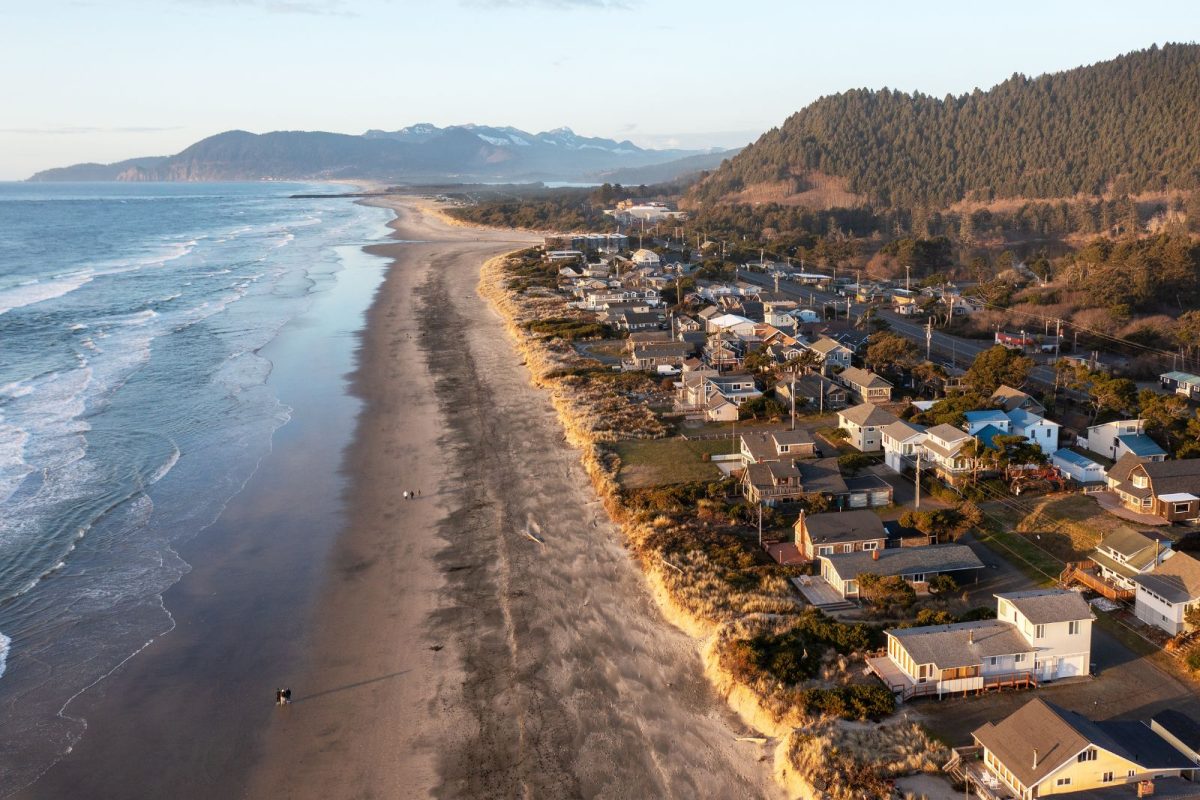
[
  {"xmin": 837, "ymin": 366, "xmax": 894, "ymax": 404},
  {"xmin": 837, "ymin": 402, "xmax": 900, "ymax": 452}
]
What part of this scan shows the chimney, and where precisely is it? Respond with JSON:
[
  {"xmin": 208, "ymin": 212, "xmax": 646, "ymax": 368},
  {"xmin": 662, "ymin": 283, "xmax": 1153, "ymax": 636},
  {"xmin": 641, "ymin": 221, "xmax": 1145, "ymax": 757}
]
[
  {"xmin": 1032, "ymin": 748, "xmax": 1039, "ymax": 771},
  {"xmin": 1139, "ymin": 780, "xmax": 1156, "ymax": 797},
  {"xmin": 872, "ymin": 549, "xmax": 880, "ymax": 561}
]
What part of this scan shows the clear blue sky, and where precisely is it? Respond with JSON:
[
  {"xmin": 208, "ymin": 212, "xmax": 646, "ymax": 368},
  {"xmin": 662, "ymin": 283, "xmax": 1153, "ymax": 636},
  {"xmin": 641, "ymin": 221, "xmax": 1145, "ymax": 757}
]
[{"xmin": 1, "ymin": 0, "xmax": 1197, "ymax": 179}]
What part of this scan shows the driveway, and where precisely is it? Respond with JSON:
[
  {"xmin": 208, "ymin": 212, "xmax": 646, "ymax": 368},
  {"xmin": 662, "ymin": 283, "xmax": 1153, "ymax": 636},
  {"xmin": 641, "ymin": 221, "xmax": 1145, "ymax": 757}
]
[{"xmin": 867, "ymin": 464, "xmax": 952, "ymax": 516}]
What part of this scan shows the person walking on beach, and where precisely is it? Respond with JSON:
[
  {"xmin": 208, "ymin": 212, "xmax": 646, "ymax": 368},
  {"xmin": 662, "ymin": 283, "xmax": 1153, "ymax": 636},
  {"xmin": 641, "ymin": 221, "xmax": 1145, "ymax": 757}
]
[
  {"xmin": 275, "ymin": 688, "xmax": 284, "ymax": 706},
  {"xmin": 403, "ymin": 490, "xmax": 409, "ymax": 500},
  {"xmin": 282, "ymin": 688, "xmax": 292, "ymax": 704}
]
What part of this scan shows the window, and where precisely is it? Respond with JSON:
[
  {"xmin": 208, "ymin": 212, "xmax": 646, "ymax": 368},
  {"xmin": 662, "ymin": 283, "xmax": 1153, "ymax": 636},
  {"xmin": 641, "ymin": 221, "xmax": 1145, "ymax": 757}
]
[
  {"xmin": 863, "ymin": 541, "xmax": 878, "ymax": 551},
  {"xmin": 989, "ymin": 656, "xmax": 997, "ymax": 666},
  {"xmin": 1078, "ymin": 749, "xmax": 1097, "ymax": 762},
  {"xmin": 1035, "ymin": 624, "xmax": 1045, "ymax": 639},
  {"xmin": 843, "ymin": 544, "xmax": 852, "ymax": 553},
  {"xmin": 1068, "ymin": 620, "xmax": 1080, "ymax": 635},
  {"xmin": 1175, "ymin": 502, "xmax": 1192, "ymax": 514},
  {"xmin": 1128, "ymin": 770, "xmax": 1136, "ymax": 777},
  {"xmin": 1102, "ymin": 772, "xmax": 1114, "ymax": 783},
  {"xmin": 1014, "ymin": 653, "xmax": 1026, "ymax": 663},
  {"xmin": 818, "ymin": 546, "xmax": 833, "ymax": 556},
  {"xmin": 1057, "ymin": 777, "xmax": 1072, "ymax": 786},
  {"xmin": 1132, "ymin": 474, "xmax": 1148, "ymax": 489}
]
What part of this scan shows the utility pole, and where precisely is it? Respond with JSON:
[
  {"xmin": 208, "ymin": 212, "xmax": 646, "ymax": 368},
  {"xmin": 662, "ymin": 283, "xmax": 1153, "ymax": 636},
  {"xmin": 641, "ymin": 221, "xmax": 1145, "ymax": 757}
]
[
  {"xmin": 915, "ymin": 450, "xmax": 922, "ymax": 510},
  {"xmin": 757, "ymin": 502, "xmax": 763, "ymax": 548},
  {"xmin": 925, "ymin": 315, "xmax": 933, "ymax": 362},
  {"xmin": 906, "ymin": 265, "xmax": 911, "ymax": 293},
  {"xmin": 790, "ymin": 370, "xmax": 797, "ymax": 431}
]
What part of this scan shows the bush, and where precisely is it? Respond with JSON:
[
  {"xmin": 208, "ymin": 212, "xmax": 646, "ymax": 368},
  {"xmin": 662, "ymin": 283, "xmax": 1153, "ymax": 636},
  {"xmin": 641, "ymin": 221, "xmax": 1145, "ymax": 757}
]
[
  {"xmin": 796, "ymin": 684, "xmax": 896, "ymax": 720},
  {"xmin": 837, "ymin": 452, "xmax": 874, "ymax": 475},
  {"xmin": 928, "ymin": 574, "xmax": 958, "ymax": 595},
  {"xmin": 858, "ymin": 573, "xmax": 917, "ymax": 610},
  {"xmin": 1187, "ymin": 649, "xmax": 1200, "ymax": 672}
]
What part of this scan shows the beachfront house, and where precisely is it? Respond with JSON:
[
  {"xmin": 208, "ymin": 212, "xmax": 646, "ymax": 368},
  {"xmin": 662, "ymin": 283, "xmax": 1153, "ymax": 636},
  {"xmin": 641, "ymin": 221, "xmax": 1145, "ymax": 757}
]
[
  {"xmin": 1088, "ymin": 528, "xmax": 1174, "ymax": 593},
  {"xmin": 1105, "ymin": 454, "xmax": 1200, "ymax": 523},
  {"xmin": 1007, "ymin": 408, "xmax": 1061, "ymax": 455},
  {"xmin": 919, "ymin": 424, "xmax": 975, "ymax": 482},
  {"xmin": 818, "ymin": 543, "xmax": 984, "ymax": 600},
  {"xmin": 1133, "ymin": 551, "xmax": 1200, "ymax": 635},
  {"xmin": 870, "ymin": 589, "xmax": 1093, "ymax": 702},
  {"xmin": 952, "ymin": 698, "xmax": 1197, "ymax": 799},
  {"xmin": 795, "ymin": 509, "xmax": 888, "ymax": 561},
  {"xmin": 740, "ymin": 430, "xmax": 817, "ymax": 464},
  {"xmin": 1160, "ymin": 371, "xmax": 1200, "ymax": 401},
  {"xmin": 1082, "ymin": 419, "xmax": 1167, "ymax": 463},
  {"xmin": 1051, "ymin": 449, "xmax": 1106, "ymax": 486},
  {"xmin": 837, "ymin": 402, "xmax": 900, "ymax": 452},
  {"xmin": 837, "ymin": 366, "xmax": 893, "ymax": 404}
]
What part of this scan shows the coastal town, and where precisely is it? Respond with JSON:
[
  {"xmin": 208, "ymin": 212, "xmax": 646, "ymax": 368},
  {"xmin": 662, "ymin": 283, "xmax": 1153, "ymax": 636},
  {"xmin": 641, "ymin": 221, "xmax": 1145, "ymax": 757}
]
[{"xmin": 490, "ymin": 215, "xmax": 1200, "ymax": 800}]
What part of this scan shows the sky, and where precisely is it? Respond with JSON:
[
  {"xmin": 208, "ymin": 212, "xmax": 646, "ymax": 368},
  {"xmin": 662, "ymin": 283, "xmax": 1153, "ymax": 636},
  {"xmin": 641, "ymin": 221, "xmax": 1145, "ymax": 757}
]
[{"xmin": 1, "ymin": 0, "xmax": 1198, "ymax": 179}]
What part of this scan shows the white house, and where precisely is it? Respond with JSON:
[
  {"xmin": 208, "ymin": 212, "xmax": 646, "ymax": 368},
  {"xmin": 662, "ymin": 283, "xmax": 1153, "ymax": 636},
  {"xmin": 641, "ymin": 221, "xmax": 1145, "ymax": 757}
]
[
  {"xmin": 1050, "ymin": 449, "xmax": 1106, "ymax": 485},
  {"xmin": 1081, "ymin": 419, "xmax": 1167, "ymax": 462},
  {"xmin": 705, "ymin": 312, "xmax": 758, "ymax": 337},
  {"xmin": 1133, "ymin": 551, "xmax": 1200, "ymax": 635},
  {"xmin": 1007, "ymin": 408, "xmax": 1060, "ymax": 455},
  {"xmin": 963, "ymin": 409, "xmax": 1010, "ymax": 436},
  {"xmin": 881, "ymin": 420, "xmax": 927, "ymax": 473},
  {"xmin": 1090, "ymin": 528, "xmax": 1174, "ymax": 592},
  {"xmin": 872, "ymin": 589, "xmax": 1093, "ymax": 701},
  {"xmin": 920, "ymin": 424, "xmax": 975, "ymax": 480},
  {"xmin": 837, "ymin": 402, "xmax": 900, "ymax": 452},
  {"xmin": 819, "ymin": 543, "xmax": 984, "ymax": 599},
  {"xmin": 630, "ymin": 248, "xmax": 661, "ymax": 268}
]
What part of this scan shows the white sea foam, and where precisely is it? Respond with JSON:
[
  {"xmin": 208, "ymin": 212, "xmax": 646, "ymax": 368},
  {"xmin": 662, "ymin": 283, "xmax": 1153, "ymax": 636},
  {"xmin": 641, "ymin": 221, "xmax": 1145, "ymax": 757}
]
[
  {"xmin": 0, "ymin": 632, "xmax": 10, "ymax": 680},
  {"xmin": 0, "ymin": 272, "xmax": 94, "ymax": 316}
]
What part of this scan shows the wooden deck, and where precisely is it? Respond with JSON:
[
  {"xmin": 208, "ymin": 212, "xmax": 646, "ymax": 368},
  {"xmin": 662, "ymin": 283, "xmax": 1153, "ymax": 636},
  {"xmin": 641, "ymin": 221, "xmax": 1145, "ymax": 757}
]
[{"xmin": 1060, "ymin": 561, "xmax": 1134, "ymax": 601}]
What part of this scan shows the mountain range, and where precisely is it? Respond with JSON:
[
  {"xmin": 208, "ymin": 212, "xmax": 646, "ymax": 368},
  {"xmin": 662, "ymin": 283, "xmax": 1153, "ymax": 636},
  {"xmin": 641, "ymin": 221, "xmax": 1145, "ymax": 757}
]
[
  {"xmin": 690, "ymin": 43, "xmax": 1200, "ymax": 210},
  {"xmin": 28, "ymin": 124, "xmax": 729, "ymax": 184}
]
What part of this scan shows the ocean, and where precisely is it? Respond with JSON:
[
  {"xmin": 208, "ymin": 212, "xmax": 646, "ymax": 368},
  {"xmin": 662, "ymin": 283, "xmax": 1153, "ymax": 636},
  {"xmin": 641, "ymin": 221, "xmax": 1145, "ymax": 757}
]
[{"xmin": 0, "ymin": 182, "xmax": 392, "ymax": 788}]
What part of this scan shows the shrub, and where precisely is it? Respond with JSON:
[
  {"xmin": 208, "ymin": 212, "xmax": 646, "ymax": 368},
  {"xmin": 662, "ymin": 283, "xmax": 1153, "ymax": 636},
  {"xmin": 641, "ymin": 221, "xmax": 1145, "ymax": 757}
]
[
  {"xmin": 795, "ymin": 684, "xmax": 896, "ymax": 720},
  {"xmin": 928, "ymin": 574, "xmax": 958, "ymax": 595},
  {"xmin": 1187, "ymin": 649, "xmax": 1200, "ymax": 672},
  {"xmin": 837, "ymin": 452, "xmax": 874, "ymax": 475},
  {"xmin": 858, "ymin": 573, "xmax": 917, "ymax": 610}
]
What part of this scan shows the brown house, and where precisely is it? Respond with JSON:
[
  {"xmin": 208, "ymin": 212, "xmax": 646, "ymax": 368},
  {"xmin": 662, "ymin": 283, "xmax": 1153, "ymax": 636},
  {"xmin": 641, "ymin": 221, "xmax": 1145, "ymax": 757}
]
[
  {"xmin": 1106, "ymin": 454, "xmax": 1200, "ymax": 523},
  {"xmin": 795, "ymin": 508, "xmax": 888, "ymax": 561}
]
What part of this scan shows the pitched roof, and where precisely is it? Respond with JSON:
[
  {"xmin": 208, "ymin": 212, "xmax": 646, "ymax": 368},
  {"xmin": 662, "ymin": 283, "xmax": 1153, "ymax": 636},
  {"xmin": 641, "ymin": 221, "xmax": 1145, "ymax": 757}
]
[
  {"xmin": 1096, "ymin": 527, "xmax": 1171, "ymax": 570},
  {"xmin": 808, "ymin": 336, "xmax": 849, "ymax": 355},
  {"xmin": 1053, "ymin": 449, "xmax": 1102, "ymax": 469},
  {"xmin": 889, "ymin": 620, "xmax": 1032, "ymax": 669},
  {"xmin": 882, "ymin": 420, "xmax": 926, "ymax": 442},
  {"xmin": 974, "ymin": 699, "xmax": 1193, "ymax": 789},
  {"xmin": 821, "ymin": 543, "xmax": 984, "ymax": 579},
  {"xmin": 1142, "ymin": 458, "xmax": 1200, "ymax": 495},
  {"xmin": 1007, "ymin": 407, "xmax": 1056, "ymax": 429},
  {"xmin": 1153, "ymin": 709, "xmax": 1200, "ymax": 753},
  {"xmin": 1118, "ymin": 433, "xmax": 1168, "ymax": 458},
  {"xmin": 1134, "ymin": 551, "xmax": 1200, "ymax": 604},
  {"xmin": 990, "ymin": 384, "xmax": 1041, "ymax": 412},
  {"xmin": 797, "ymin": 457, "xmax": 849, "ymax": 495},
  {"xmin": 927, "ymin": 423, "xmax": 971, "ymax": 444},
  {"xmin": 741, "ymin": 429, "xmax": 815, "ymax": 461},
  {"xmin": 996, "ymin": 589, "xmax": 1093, "ymax": 624},
  {"xmin": 800, "ymin": 509, "xmax": 886, "ymax": 543},
  {"xmin": 839, "ymin": 366, "xmax": 892, "ymax": 389},
  {"xmin": 974, "ymin": 423, "xmax": 1008, "ymax": 451},
  {"xmin": 838, "ymin": 402, "xmax": 899, "ymax": 428},
  {"xmin": 1107, "ymin": 451, "xmax": 1147, "ymax": 483},
  {"xmin": 964, "ymin": 409, "xmax": 1009, "ymax": 426}
]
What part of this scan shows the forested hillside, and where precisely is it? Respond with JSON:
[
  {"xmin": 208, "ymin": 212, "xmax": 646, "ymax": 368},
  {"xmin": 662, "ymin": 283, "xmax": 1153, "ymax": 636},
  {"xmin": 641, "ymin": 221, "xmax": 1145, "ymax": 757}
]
[{"xmin": 692, "ymin": 44, "xmax": 1200, "ymax": 209}]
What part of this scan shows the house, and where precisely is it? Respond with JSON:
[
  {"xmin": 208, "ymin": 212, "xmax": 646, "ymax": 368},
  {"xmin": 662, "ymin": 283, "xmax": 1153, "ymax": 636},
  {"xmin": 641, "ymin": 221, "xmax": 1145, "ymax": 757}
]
[
  {"xmin": 804, "ymin": 336, "xmax": 854, "ymax": 369},
  {"xmin": 882, "ymin": 420, "xmax": 927, "ymax": 473},
  {"xmin": 1106, "ymin": 454, "xmax": 1200, "ymax": 523},
  {"xmin": 1133, "ymin": 551, "xmax": 1200, "ymax": 635},
  {"xmin": 1161, "ymin": 371, "xmax": 1200, "ymax": 402},
  {"xmin": 964, "ymin": 410, "xmax": 1011, "ymax": 436},
  {"xmin": 740, "ymin": 430, "xmax": 817, "ymax": 464},
  {"xmin": 990, "ymin": 385, "xmax": 1046, "ymax": 415},
  {"xmin": 1089, "ymin": 528, "xmax": 1174, "ymax": 593},
  {"xmin": 818, "ymin": 543, "xmax": 984, "ymax": 599},
  {"xmin": 775, "ymin": 373, "xmax": 849, "ymax": 411},
  {"xmin": 1083, "ymin": 420, "xmax": 1168, "ymax": 462},
  {"xmin": 611, "ymin": 309, "xmax": 663, "ymax": 332},
  {"xmin": 920, "ymin": 424, "xmax": 976, "ymax": 481},
  {"xmin": 1052, "ymin": 449, "xmax": 1107, "ymax": 486},
  {"xmin": 742, "ymin": 461, "xmax": 806, "ymax": 505},
  {"xmin": 957, "ymin": 698, "xmax": 1197, "ymax": 799},
  {"xmin": 623, "ymin": 340, "xmax": 693, "ymax": 371},
  {"xmin": 872, "ymin": 589, "xmax": 1093, "ymax": 702},
  {"xmin": 1007, "ymin": 408, "xmax": 1061, "ymax": 455},
  {"xmin": 630, "ymin": 248, "xmax": 661, "ymax": 268},
  {"xmin": 795, "ymin": 509, "xmax": 888, "ymax": 560},
  {"xmin": 837, "ymin": 366, "xmax": 894, "ymax": 404},
  {"xmin": 705, "ymin": 312, "xmax": 758, "ymax": 337},
  {"xmin": 837, "ymin": 402, "xmax": 900, "ymax": 452}
]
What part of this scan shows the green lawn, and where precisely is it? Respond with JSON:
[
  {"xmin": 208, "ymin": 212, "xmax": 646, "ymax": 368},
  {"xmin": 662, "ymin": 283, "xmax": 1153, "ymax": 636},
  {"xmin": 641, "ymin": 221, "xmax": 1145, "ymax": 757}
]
[{"xmin": 612, "ymin": 438, "xmax": 733, "ymax": 489}]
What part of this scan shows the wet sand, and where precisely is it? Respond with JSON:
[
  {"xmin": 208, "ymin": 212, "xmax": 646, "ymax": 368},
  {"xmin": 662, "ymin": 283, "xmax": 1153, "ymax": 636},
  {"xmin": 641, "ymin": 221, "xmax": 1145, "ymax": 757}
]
[{"xmin": 17, "ymin": 198, "xmax": 777, "ymax": 799}]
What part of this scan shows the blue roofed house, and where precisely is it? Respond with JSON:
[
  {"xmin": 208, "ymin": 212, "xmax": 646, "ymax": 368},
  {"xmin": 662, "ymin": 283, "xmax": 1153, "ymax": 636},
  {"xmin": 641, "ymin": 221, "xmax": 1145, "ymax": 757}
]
[
  {"xmin": 1051, "ymin": 449, "xmax": 1107, "ymax": 486},
  {"xmin": 973, "ymin": 424, "xmax": 1010, "ymax": 453},
  {"xmin": 965, "ymin": 410, "xmax": 1011, "ymax": 436},
  {"xmin": 1082, "ymin": 419, "xmax": 1167, "ymax": 463},
  {"xmin": 1161, "ymin": 371, "xmax": 1200, "ymax": 401}
]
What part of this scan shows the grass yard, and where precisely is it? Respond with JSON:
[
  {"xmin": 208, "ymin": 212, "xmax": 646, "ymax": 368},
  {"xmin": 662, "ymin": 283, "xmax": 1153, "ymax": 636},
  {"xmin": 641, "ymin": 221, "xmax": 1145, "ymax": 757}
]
[
  {"xmin": 980, "ymin": 493, "xmax": 1123, "ymax": 566},
  {"xmin": 612, "ymin": 438, "xmax": 734, "ymax": 489}
]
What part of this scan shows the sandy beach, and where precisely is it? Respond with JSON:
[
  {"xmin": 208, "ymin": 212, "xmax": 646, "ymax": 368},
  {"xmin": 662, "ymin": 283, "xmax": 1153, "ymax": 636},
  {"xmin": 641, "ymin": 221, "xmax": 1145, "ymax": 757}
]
[{"xmin": 16, "ymin": 198, "xmax": 776, "ymax": 799}]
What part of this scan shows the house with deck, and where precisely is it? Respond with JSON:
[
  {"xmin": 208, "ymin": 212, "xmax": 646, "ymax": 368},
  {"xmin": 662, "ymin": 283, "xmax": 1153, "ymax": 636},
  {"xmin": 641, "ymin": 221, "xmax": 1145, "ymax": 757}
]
[
  {"xmin": 950, "ymin": 698, "xmax": 1198, "ymax": 800},
  {"xmin": 837, "ymin": 402, "xmax": 900, "ymax": 452},
  {"xmin": 1106, "ymin": 455, "xmax": 1200, "ymax": 523},
  {"xmin": 804, "ymin": 336, "xmax": 853, "ymax": 369},
  {"xmin": 1161, "ymin": 371, "xmax": 1200, "ymax": 402},
  {"xmin": 740, "ymin": 429, "xmax": 817, "ymax": 464},
  {"xmin": 882, "ymin": 420, "xmax": 927, "ymax": 473},
  {"xmin": 775, "ymin": 373, "xmax": 848, "ymax": 411},
  {"xmin": 1133, "ymin": 551, "xmax": 1200, "ymax": 636},
  {"xmin": 818, "ymin": 543, "xmax": 984, "ymax": 599},
  {"xmin": 1085, "ymin": 528, "xmax": 1174, "ymax": 595},
  {"xmin": 871, "ymin": 589, "xmax": 1093, "ymax": 702},
  {"xmin": 920, "ymin": 423, "xmax": 976, "ymax": 482}
]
